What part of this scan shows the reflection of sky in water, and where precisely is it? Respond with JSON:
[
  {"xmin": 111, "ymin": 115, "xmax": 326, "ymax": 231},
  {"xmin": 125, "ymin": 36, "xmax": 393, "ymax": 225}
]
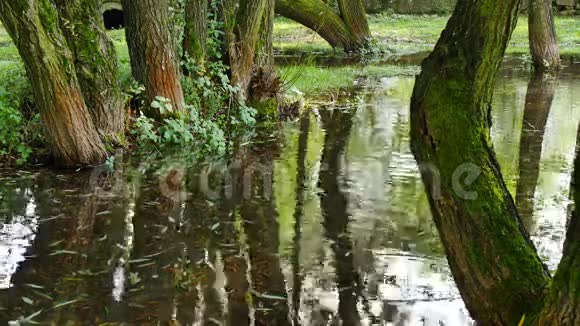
[
  {"xmin": 0, "ymin": 192, "xmax": 37, "ymax": 289},
  {"xmin": 528, "ymin": 76, "xmax": 580, "ymax": 270}
]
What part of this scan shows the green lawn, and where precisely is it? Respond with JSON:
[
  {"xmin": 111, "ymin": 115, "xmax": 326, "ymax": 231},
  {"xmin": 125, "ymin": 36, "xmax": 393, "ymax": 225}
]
[{"xmin": 274, "ymin": 14, "xmax": 580, "ymax": 56}]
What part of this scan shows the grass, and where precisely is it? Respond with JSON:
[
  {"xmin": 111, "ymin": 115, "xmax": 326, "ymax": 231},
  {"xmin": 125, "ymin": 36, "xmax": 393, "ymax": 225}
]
[
  {"xmin": 279, "ymin": 64, "xmax": 420, "ymax": 95},
  {"xmin": 0, "ymin": 14, "xmax": 578, "ymax": 97},
  {"xmin": 274, "ymin": 14, "xmax": 580, "ymax": 56}
]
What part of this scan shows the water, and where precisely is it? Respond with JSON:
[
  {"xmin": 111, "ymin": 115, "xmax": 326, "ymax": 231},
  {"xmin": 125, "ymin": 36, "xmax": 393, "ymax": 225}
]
[{"xmin": 1, "ymin": 58, "xmax": 579, "ymax": 325}]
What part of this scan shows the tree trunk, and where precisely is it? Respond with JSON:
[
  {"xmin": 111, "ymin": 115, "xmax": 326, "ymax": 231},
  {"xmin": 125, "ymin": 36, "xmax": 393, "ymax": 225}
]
[
  {"xmin": 528, "ymin": 0, "xmax": 560, "ymax": 71},
  {"xmin": 225, "ymin": 0, "xmax": 268, "ymax": 95},
  {"xmin": 123, "ymin": 0, "xmax": 185, "ymax": 115},
  {"xmin": 409, "ymin": 0, "xmax": 553, "ymax": 323},
  {"xmin": 54, "ymin": 0, "xmax": 125, "ymax": 143},
  {"xmin": 411, "ymin": 0, "xmax": 580, "ymax": 323},
  {"xmin": 336, "ymin": 0, "xmax": 371, "ymax": 46},
  {"xmin": 256, "ymin": 0, "xmax": 275, "ymax": 68},
  {"xmin": 516, "ymin": 72, "xmax": 555, "ymax": 229},
  {"xmin": 183, "ymin": 0, "xmax": 208, "ymax": 64},
  {"xmin": 275, "ymin": 0, "xmax": 367, "ymax": 52},
  {"xmin": 0, "ymin": 0, "xmax": 107, "ymax": 166}
]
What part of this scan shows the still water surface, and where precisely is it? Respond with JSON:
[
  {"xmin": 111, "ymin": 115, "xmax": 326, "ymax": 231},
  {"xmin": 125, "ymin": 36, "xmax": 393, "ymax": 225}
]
[{"xmin": 1, "ymin": 58, "xmax": 579, "ymax": 325}]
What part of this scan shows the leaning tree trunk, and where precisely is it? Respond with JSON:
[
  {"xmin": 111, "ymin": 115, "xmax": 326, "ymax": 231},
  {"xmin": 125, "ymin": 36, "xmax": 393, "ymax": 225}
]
[
  {"xmin": 0, "ymin": 0, "xmax": 107, "ymax": 166},
  {"xmin": 275, "ymin": 0, "xmax": 368, "ymax": 52},
  {"xmin": 184, "ymin": 0, "xmax": 208, "ymax": 64},
  {"xmin": 528, "ymin": 0, "xmax": 560, "ymax": 71},
  {"xmin": 411, "ymin": 0, "xmax": 580, "ymax": 323},
  {"xmin": 410, "ymin": 0, "xmax": 552, "ymax": 324},
  {"xmin": 123, "ymin": 0, "xmax": 185, "ymax": 116},
  {"xmin": 54, "ymin": 0, "xmax": 125, "ymax": 143},
  {"xmin": 336, "ymin": 0, "xmax": 371, "ymax": 46}
]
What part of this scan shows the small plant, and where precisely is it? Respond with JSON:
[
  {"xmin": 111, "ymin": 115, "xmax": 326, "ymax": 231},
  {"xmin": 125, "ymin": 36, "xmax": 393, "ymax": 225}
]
[
  {"xmin": 151, "ymin": 96, "xmax": 175, "ymax": 116},
  {"xmin": 0, "ymin": 103, "xmax": 40, "ymax": 165}
]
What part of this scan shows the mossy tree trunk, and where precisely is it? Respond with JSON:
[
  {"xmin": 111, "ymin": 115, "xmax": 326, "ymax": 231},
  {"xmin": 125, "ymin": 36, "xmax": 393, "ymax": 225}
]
[
  {"xmin": 123, "ymin": 0, "xmax": 185, "ymax": 115},
  {"xmin": 54, "ymin": 0, "xmax": 125, "ymax": 143},
  {"xmin": 336, "ymin": 0, "xmax": 371, "ymax": 46},
  {"xmin": 256, "ymin": 0, "xmax": 275, "ymax": 68},
  {"xmin": 0, "ymin": 0, "xmax": 107, "ymax": 166},
  {"xmin": 528, "ymin": 0, "xmax": 560, "ymax": 71},
  {"xmin": 410, "ymin": 0, "xmax": 580, "ymax": 322},
  {"xmin": 183, "ymin": 0, "xmax": 208, "ymax": 65},
  {"xmin": 224, "ymin": 0, "xmax": 268, "ymax": 96},
  {"xmin": 276, "ymin": 0, "xmax": 370, "ymax": 52}
]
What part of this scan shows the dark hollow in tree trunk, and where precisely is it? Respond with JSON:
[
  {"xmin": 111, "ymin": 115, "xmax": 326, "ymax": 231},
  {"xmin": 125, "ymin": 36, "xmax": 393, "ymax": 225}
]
[
  {"xmin": 0, "ymin": 0, "xmax": 107, "ymax": 166},
  {"xmin": 103, "ymin": 9, "xmax": 125, "ymax": 30},
  {"xmin": 123, "ymin": 0, "xmax": 186, "ymax": 115}
]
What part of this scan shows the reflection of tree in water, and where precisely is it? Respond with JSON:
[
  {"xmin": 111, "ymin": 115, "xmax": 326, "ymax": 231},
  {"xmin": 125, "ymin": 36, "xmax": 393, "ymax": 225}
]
[
  {"xmin": 318, "ymin": 109, "xmax": 367, "ymax": 325},
  {"xmin": 516, "ymin": 72, "xmax": 556, "ymax": 230},
  {"xmin": 0, "ymin": 163, "xmax": 129, "ymax": 323},
  {"xmin": 291, "ymin": 113, "xmax": 310, "ymax": 325},
  {"xmin": 240, "ymin": 149, "xmax": 291, "ymax": 326}
]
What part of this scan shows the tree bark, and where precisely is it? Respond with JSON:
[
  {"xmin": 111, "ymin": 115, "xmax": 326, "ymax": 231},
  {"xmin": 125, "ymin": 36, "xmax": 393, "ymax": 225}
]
[
  {"xmin": 528, "ymin": 0, "xmax": 560, "ymax": 71},
  {"xmin": 516, "ymin": 72, "xmax": 555, "ymax": 229},
  {"xmin": 256, "ymin": 0, "xmax": 275, "ymax": 68},
  {"xmin": 0, "ymin": 0, "xmax": 107, "ymax": 166},
  {"xmin": 411, "ymin": 0, "xmax": 580, "ymax": 323},
  {"xmin": 225, "ymin": 0, "xmax": 268, "ymax": 95},
  {"xmin": 275, "ymin": 0, "xmax": 368, "ymax": 52},
  {"xmin": 54, "ymin": 0, "xmax": 125, "ymax": 143},
  {"xmin": 336, "ymin": 0, "xmax": 371, "ymax": 45},
  {"xmin": 409, "ymin": 0, "xmax": 553, "ymax": 323},
  {"xmin": 184, "ymin": 0, "xmax": 208, "ymax": 64},
  {"xmin": 123, "ymin": 0, "xmax": 185, "ymax": 115}
]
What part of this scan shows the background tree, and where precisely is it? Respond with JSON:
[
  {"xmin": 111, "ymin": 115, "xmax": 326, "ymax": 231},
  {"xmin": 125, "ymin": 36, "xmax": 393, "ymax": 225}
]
[
  {"xmin": 410, "ymin": 0, "xmax": 578, "ymax": 323},
  {"xmin": 529, "ymin": 0, "xmax": 560, "ymax": 71},
  {"xmin": 0, "ymin": 0, "xmax": 107, "ymax": 166},
  {"xmin": 183, "ymin": 0, "xmax": 209, "ymax": 65},
  {"xmin": 123, "ymin": 0, "xmax": 186, "ymax": 115},
  {"xmin": 54, "ymin": 0, "xmax": 125, "ymax": 143},
  {"xmin": 276, "ymin": 0, "xmax": 371, "ymax": 52}
]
